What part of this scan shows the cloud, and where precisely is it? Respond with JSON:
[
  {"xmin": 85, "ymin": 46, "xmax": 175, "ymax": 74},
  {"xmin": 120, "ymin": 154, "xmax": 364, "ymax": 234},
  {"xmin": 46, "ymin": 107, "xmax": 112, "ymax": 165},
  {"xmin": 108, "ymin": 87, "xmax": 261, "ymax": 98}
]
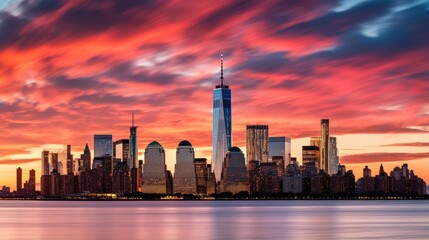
[
  {"xmin": 275, "ymin": 0, "xmax": 393, "ymax": 38},
  {"xmin": 0, "ymin": 158, "xmax": 40, "ymax": 165},
  {"xmin": 381, "ymin": 142, "xmax": 429, "ymax": 147},
  {"xmin": 341, "ymin": 152, "xmax": 429, "ymax": 164}
]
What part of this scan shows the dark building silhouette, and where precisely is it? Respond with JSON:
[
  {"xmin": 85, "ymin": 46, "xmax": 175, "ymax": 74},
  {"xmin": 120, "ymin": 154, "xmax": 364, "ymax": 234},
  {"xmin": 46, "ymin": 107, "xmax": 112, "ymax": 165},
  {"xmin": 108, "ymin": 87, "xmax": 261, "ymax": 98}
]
[
  {"xmin": 16, "ymin": 167, "xmax": 22, "ymax": 193},
  {"xmin": 311, "ymin": 170, "xmax": 330, "ymax": 194},
  {"xmin": 112, "ymin": 162, "xmax": 130, "ymax": 195},
  {"xmin": 248, "ymin": 160, "xmax": 260, "ymax": 194},
  {"xmin": 29, "ymin": 169, "xmax": 36, "ymax": 194},
  {"xmin": 207, "ymin": 164, "xmax": 217, "ymax": 195},
  {"xmin": 81, "ymin": 143, "xmax": 91, "ymax": 173},
  {"xmin": 195, "ymin": 158, "xmax": 208, "ymax": 195},
  {"xmin": 257, "ymin": 162, "xmax": 281, "ymax": 194}
]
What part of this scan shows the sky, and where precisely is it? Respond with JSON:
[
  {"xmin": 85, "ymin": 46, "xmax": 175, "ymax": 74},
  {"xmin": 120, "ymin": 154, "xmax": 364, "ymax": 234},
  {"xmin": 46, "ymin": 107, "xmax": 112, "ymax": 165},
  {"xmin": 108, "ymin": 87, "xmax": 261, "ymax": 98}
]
[{"xmin": 0, "ymin": 0, "xmax": 428, "ymax": 190}]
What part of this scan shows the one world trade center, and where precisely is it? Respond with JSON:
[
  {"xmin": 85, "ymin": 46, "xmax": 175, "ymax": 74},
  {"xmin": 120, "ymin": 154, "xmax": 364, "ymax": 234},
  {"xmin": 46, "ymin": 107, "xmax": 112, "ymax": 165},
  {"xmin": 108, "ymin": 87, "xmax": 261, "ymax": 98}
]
[{"xmin": 212, "ymin": 53, "xmax": 232, "ymax": 181}]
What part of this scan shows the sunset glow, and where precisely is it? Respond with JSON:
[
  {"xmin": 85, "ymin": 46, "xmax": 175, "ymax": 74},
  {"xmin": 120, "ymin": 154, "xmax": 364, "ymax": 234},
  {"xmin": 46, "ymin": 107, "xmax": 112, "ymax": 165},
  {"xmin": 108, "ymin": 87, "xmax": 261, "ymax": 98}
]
[{"xmin": 0, "ymin": 0, "xmax": 428, "ymax": 190}]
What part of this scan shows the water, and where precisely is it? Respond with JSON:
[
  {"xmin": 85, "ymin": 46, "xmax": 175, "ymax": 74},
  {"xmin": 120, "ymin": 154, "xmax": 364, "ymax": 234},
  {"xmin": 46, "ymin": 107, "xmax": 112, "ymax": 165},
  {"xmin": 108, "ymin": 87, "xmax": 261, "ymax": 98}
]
[{"xmin": 0, "ymin": 200, "xmax": 428, "ymax": 240}]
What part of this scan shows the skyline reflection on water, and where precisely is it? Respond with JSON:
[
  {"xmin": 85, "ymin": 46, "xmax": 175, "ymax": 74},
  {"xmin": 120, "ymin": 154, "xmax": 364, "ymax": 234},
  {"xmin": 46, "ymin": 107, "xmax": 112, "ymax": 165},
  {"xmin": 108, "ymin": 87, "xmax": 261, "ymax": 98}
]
[{"xmin": 0, "ymin": 200, "xmax": 428, "ymax": 240}]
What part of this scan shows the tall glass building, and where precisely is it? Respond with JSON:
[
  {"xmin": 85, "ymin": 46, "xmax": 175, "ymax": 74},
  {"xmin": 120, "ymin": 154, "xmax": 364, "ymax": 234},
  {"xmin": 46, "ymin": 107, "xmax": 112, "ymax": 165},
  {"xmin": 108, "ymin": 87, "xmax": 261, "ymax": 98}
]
[
  {"xmin": 213, "ymin": 53, "xmax": 232, "ymax": 181},
  {"xmin": 268, "ymin": 136, "xmax": 291, "ymax": 166},
  {"xmin": 94, "ymin": 134, "xmax": 113, "ymax": 158},
  {"xmin": 129, "ymin": 113, "xmax": 138, "ymax": 169},
  {"xmin": 321, "ymin": 119, "xmax": 330, "ymax": 173}
]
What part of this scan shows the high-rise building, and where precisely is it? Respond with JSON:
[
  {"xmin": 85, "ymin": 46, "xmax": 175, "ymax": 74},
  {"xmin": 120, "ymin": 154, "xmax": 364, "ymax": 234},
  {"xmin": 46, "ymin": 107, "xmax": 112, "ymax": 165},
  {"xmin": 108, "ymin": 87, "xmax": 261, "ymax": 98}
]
[
  {"xmin": 258, "ymin": 163, "xmax": 281, "ymax": 194},
  {"xmin": 129, "ymin": 113, "xmax": 138, "ymax": 169},
  {"xmin": 246, "ymin": 125, "xmax": 269, "ymax": 164},
  {"xmin": 206, "ymin": 164, "xmax": 217, "ymax": 195},
  {"xmin": 363, "ymin": 166, "xmax": 371, "ymax": 178},
  {"xmin": 16, "ymin": 167, "xmax": 22, "ymax": 192},
  {"xmin": 129, "ymin": 113, "xmax": 138, "ymax": 193},
  {"xmin": 194, "ymin": 158, "xmax": 208, "ymax": 195},
  {"xmin": 112, "ymin": 162, "xmax": 130, "ymax": 195},
  {"xmin": 66, "ymin": 145, "xmax": 74, "ymax": 175},
  {"xmin": 310, "ymin": 136, "xmax": 321, "ymax": 148},
  {"xmin": 114, "ymin": 139, "xmax": 129, "ymax": 163},
  {"xmin": 41, "ymin": 150, "xmax": 50, "ymax": 175},
  {"xmin": 268, "ymin": 136, "xmax": 291, "ymax": 166},
  {"xmin": 247, "ymin": 160, "xmax": 260, "ymax": 194},
  {"xmin": 29, "ymin": 169, "xmax": 36, "ymax": 193},
  {"xmin": 329, "ymin": 137, "xmax": 339, "ymax": 175},
  {"xmin": 283, "ymin": 159, "xmax": 302, "ymax": 193},
  {"xmin": 321, "ymin": 119, "xmax": 330, "ymax": 172},
  {"xmin": 302, "ymin": 146, "xmax": 320, "ymax": 167},
  {"xmin": 142, "ymin": 141, "xmax": 168, "ymax": 194},
  {"xmin": 94, "ymin": 134, "xmax": 113, "ymax": 158},
  {"xmin": 81, "ymin": 142, "xmax": 91, "ymax": 172},
  {"xmin": 51, "ymin": 152, "xmax": 59, "ymax": 173},
  {"xmin": 213, "ymin": 53, "xmax": 232, "ymax": 182},
  {"xmin": 173, "ymin": 140, "xmax": 197, "ymax": 194},
  {"xmin": 220, "ymin": 147, "xmax": 248, "ymax": 194}
]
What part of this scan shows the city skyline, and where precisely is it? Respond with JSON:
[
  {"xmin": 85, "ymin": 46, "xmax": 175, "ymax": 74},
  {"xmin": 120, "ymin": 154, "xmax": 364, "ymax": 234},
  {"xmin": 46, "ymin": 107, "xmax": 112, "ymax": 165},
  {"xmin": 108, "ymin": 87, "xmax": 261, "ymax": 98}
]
[{"xmin": 1, "ymin": 0, "xmax": 429, "ymax": 189}]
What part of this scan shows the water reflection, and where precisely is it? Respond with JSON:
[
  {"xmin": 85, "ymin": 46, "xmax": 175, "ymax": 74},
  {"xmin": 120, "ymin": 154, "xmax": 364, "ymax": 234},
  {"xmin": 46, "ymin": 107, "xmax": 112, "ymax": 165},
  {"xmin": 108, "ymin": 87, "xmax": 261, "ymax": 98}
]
[{"xmin": 0, "ymin": 201, "xmax": 428, "ymax": 240}]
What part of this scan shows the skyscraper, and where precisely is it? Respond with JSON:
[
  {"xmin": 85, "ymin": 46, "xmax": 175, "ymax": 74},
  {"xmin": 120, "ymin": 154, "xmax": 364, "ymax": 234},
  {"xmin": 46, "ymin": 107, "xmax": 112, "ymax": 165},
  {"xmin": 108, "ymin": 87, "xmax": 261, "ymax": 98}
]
[
  {"xmin": 302, "ymin": 146, "xmax": 320, "ymax": 167},
  {"xmin": 129, "ymin": 113, "xmax": 138, "ymax": 193},
  {"xmin": 142, "ymin": 141, "xmax": 168, "ymax": 194},
  {"xmin": 220, "ymin": 147, "xmax": 249, "ymax": 194},
  {"xmin": 246, "ymin": 125, "xmax": 269, "ymax": 164},
  {"xmin": 194, "ymin": 158, "xmax": 208, "ymax": 195},
  {"xmin": 129, "ymin": 113, "xmax": 138, "ymax": 169},
  {"xmin": 94, "ymin": 134, "xmax": 113, "ymax": 158},
  {"xmin": 41, "ymin": 150, "xmax": 50, "ymax": 175},
  {"xmin": 173, "ymin": 140, "xmax": 197, "ymax": 194},
  {"xmin": 16, "ymin": 167, "xmax": 22, "ymax": 192},
  {"xmin": 29, "ymin": 169, "xmax": 36, "ymax": 193},
  {"xmin": 213, "ymin": 53, "xmax": 232, "ymax": 181},
  {"xmin": 114, "ymin": 139, "xmax": 130, "ymax": 163},
  {"xmin": 66, "ymin": 144, "xmax": 74, "ymax": 175},
  {"xmin": 81, "ymin": 142, "xmax": 91, "ymax": 172},
  {"xmin": 268, "ymin": 136, "xmax": 291, "ymax": 165},
  {"xmin": 329, "ymin": 137, "xmax": 339, "ymax": 175},
  {"xmin": 321, "ymin": 119, "xmax": 330, "ymax": 172}
]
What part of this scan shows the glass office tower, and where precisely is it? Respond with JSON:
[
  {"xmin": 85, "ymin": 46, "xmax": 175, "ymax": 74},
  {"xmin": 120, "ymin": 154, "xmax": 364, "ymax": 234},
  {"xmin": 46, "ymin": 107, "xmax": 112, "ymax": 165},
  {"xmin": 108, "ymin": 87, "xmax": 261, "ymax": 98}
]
[
  {"xmin": 213, "ymin": 53, "xmax": 232, "ymax": 181},
  {"xmin": 94, "ymin": 134, "xmax": 113, "ymax": 158},
  {"xmin": 321, "ymin": 119, "xmax": 330, "ymax": 173}
]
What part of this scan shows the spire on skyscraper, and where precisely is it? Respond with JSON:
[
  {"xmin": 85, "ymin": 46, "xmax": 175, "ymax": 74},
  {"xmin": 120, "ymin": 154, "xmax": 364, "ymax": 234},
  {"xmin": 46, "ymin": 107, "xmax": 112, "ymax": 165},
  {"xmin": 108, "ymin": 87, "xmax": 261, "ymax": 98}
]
[
  {"xmin": 132, "ymin": 111, "xmax": 134, "ymax": 127},
  {"xmin": 220, "ymin": 52, "xmax": 224, "ymax": 86}
]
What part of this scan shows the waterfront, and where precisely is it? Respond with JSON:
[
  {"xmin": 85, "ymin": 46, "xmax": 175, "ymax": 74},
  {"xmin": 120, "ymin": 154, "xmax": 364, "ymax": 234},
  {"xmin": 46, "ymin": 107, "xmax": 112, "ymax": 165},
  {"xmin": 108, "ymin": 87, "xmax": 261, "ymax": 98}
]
[{"xmin": 0, "ymin": 200, "xmax": 428, "ymax": 239}]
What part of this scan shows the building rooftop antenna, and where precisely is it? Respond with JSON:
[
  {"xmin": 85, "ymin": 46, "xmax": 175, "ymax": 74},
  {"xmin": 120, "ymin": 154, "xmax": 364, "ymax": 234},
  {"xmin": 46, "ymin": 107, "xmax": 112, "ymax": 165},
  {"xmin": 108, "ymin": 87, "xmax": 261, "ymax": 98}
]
[{"xmin": 220, "ymin": 52, "xmax": 224, "ymax": 87}]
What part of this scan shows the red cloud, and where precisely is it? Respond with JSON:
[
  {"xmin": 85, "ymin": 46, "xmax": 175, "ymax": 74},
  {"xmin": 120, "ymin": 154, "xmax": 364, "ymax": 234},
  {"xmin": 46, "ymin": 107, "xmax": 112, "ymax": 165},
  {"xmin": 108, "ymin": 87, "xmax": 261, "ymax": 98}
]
[{"xmin": 341, "ymin": 152, "xmax": 429, "ymax": 164}]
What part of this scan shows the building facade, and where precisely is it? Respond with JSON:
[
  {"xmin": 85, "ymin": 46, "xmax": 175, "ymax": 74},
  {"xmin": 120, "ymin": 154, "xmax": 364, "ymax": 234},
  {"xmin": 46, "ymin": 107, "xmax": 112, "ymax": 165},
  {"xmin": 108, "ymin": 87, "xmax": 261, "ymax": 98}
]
[
  {"xmin": 321, "ymin": 119, "xmax": 330, "ymax": 172},
  {"xmin": 220, "ymin": 147, "xmax": 248, "ymax": 194},
  {"xmin": 246, "ymin": 125, "xmax": 269, "ymax": 164},
  {"xmin": 329, "ymin": 137, "xmax": 339, "ymax": 175},
  {"xmin": 114, "ymin": 139, "xmax": 129, "ymax": 163},
  {"xmin": 173, "ymin": 140, "xmax": 197, "ymax": 194},
  {"xmin": 16, "ymin": 167, "xmax": 22, "ymax": 192},
  {"xmin": 283, "ymin": 160, "xmax": 302, "ymax": 193},
  {"xmin": 268, "ymin": 136, "xmax": 291, "ymax": 166},
  {"xmin": 142, "ymin": 141, "xmax": 168, "ymax": 194},
  {"xmin": 213, "ymin": 53, "xmax": 232, "ymax": 181},
  {"xmin": 302, "ymin": 146, "xmax": 320, "ymax": 167},
  {"xmin": 94, "ymin": 134, "xmax": 113, "ymax": 158}
]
